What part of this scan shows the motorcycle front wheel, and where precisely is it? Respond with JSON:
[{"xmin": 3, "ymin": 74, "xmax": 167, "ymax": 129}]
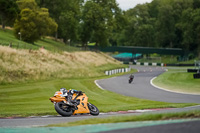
[
  {"xmin": 88, "ymin": 103, "xmax": 99, "ymax": 116},
  {"xmin": 55, "ymin": 102, "xmax": 73, "ymax": 117}
]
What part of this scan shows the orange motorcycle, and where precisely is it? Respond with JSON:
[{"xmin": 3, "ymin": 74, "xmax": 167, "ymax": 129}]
[{"xmin": 49, "ymin": 91, "xmax": 99, "ymax": 117}]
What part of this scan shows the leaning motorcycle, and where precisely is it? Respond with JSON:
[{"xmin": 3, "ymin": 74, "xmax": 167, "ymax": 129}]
[
  {"xmin": 129, "ymin": 77, "xmax": 133, "ymax": 83},
  {"xmin": 49, "ymin": 91, "xmax": 99, "ymax": 117}
]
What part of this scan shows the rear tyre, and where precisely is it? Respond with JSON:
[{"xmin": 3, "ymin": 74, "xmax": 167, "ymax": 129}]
[
  {"xmin": 88, "ymin": 103, "xmax": 99, "ymax": 116},
  {"xmin": 55, "ymin": 102, "xmax": 73, "ymax": 117}
]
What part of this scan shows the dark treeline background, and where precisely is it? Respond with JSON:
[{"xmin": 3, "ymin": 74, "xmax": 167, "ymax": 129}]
[{"xmin": 0, "ymin": 0, "xmax": 200, "ymax": 57}]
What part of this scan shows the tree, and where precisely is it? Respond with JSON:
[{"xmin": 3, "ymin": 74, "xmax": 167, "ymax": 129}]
[
  {"xmin": 14, "ymin": 0, "xmax": 57, "ymax": 43},
  {"xmin": 37, "ymin": 8, "xmax": 57, "ymax": 37},
  {"xmin": 110, "ymin": 6, "xmax": 128, "ymax": 46},
  {"xmin": 81, "ymin": 0, "xmax": 121, "ymax": 48},
  {"xmin": 14, "ymin": 8, "xmax": 39, "ymax": 43},
  {"xmin": 36, "ymin": 0, "xmax": 83, "ymax": 44},
  {"xmin": 155, "ymin": 4, "xmax": 176, "ymax": 48},
  {"xmin": 177, "ymin": 8, "xmax": 200, "ymax": 58},
  {"xmin": 0, "ymin": 0, "xmax": 18, "ymax": 29},
  {"xmin": 121, "ymin": 4, "xmax": 155, "ymax": 47},
  {"xmin": 193, "ymin": 0, "xmax": 200, "ymax": 9}
]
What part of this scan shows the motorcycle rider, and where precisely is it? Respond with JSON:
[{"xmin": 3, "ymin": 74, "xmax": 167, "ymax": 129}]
[
  {"xmin": 60, "ymin": 88, "xmax": 82, "ymax": 106},
  {"xmin": 129, "ymin": 73, "xmax": 134, "ymax": 83}
]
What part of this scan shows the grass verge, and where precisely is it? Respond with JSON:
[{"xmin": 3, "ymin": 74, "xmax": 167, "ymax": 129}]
[
  {"xmin": 153, "ymin": 68, "xmax": 200, "ymax": 94},
  {"xmin": 0, "ymin": 74, "xmax": 196, "ymax": 117},
  {"xmin": 47, "ymin": 110, "xmax": 200, "ymax": 127}
]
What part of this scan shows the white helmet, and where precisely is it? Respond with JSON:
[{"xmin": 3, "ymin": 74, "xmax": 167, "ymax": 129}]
[
  {"xmin": 60, "ymin": 88, "xmax": 68, "ymax": 97},
  {"xmin": 60, "ymin": 88, "xmax": 67, "ymax": 92}
]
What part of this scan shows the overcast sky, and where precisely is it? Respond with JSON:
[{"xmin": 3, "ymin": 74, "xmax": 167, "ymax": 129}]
[{"xmin": 116, "ymin": 0, "xmax": 153, "ymax": 11}]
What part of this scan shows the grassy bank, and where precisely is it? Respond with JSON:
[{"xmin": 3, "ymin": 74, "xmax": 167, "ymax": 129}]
[
  {"xmin": 48, "ymin": 110, "xmax": 200, "ymax": 127},
  {"xmin": 0, "ymin": 28, "xmax": 80, "ymax": 52},
  {"xmin": 153, "ymin": 68, "xmax": 200, "ymax": 94},
  {"xmin": 0, "ymin": 45, "xmax": 123, "ymax": 84},
  {"xmin": 0, "ymin": 77, "xmax": 195, "ymax": 117}
]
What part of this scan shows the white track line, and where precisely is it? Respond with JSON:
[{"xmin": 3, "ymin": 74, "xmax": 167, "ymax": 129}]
[{"xmin": 95, "ymin": 80, "xmax": 105, "ymax": 90}]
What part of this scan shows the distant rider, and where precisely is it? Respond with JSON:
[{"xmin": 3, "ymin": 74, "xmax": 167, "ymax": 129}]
[
  {"xmin": 59, "ymin": 88, "xmax": 82, "ymax": 106},
  {"xmin": 129, "ymin": 74, "xmax": 134, "ymax": 79},
  {"xmin": 129, "ymin": 73, "xmax": 134, "ymax": 82}
]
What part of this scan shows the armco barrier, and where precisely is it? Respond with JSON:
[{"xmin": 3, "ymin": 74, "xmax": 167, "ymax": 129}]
[{"xmin": 105, "ymin": 68, "xmax": 131, "ymax": 75}]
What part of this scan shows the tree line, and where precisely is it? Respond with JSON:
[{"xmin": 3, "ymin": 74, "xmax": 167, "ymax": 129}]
[{"xmin": 0, "ymin": 0, "xmax": 200, "ymax": 57}]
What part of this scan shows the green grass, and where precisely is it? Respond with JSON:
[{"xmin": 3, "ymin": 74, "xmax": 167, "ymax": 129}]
[
  {"xmin": 137, "ymin": 54, "xmax": 198, "ymax": 64},
  {"xmin": 47, "ymin": 110, "xmax": 200, "ymax": 127},
  {"xmin": 0, "ymin": 28, "xmax": 198, "ymax": 118},
  {"xmin": 153, "ymin": 68, "xmax": 200, "ymax": 94},
  {"xmin": 0, "ymin": 75, "xmax": 195, "ymax": 117},
  {"xmin": 0, "ymin": 28, "xmax": 80, "ymax": 52}
]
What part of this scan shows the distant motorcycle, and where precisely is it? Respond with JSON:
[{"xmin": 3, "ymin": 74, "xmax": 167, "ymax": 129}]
[
  {"xmin": 129, "ymin": 74, "xmax": 134, "ymax": 84},
  {"xmin": 129, "ymin": 77, "xmax": 133, "ymax": 83},
  {"xmin": 50, "ymin": 91, "xmax": 99, "ymax": 117}
]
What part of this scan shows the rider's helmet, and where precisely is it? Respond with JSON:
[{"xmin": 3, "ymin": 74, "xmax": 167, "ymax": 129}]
[{"xmin": 60, "ymin": 88, "xmax": 67, "ymax": 92}]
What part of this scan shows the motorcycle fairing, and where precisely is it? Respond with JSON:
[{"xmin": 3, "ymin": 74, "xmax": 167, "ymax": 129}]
[
  {"xmin": 50, "ymin": 91, "xmax": 90, "ymax": 115},
  {"xmin": 73, "ymin": 93, "xmax": 90, "ymax": 114}
]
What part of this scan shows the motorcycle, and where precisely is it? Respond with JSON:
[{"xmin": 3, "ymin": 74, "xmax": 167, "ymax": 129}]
[
  {"xmin": 129, "ymin": 77, "xmax": 133, "ymax": 83},
  {"xmin": 49, "ymin": 91, "xmax": 99, "ymax": 117},
  {"xmin": 129, "ymin": 74, "xmax": 134, "ymax": 84}
]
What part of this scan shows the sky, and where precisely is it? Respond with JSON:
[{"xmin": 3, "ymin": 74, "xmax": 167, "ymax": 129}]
[{"xmin": 116, "ymin": 0, "xmax": 153, "ymax": 11}]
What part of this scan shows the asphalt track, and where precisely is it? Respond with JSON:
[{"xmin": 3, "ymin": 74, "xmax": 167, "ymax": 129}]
[
  {"xmin": 96, "ymin": 65, "xmax": 200, "ymax": 103},
  {"xmin": 1, "ymin": 65, "xmax": 200, "ymax": 132},
  {"xmin": 99, "ymin": 120, "xmax": 200, "ymax": 133},
  {"xmin": 1, "ymin": 105, "xmax": 200, "ymax": 128}
]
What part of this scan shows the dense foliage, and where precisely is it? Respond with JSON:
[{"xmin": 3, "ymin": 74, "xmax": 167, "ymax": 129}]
[
  {"xmin": 120, "ymin": 0, "xmax": 200, "ymax": 57},
  {"xmin": 35, "ymin": 0, "xmax": 83, "ymax": 44},
  {"xmin": 0, "ymin": 0, "xmax": 200, "ymax": 57},
  {"xmin": 13, "ymin": 0, "xmax": 57, "ymax": 43},
  {"xmin": 0, "ymin": 0, "xmax": 19, "ymax": 29}
]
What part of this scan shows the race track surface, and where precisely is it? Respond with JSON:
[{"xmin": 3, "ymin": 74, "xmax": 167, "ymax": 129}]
[
  {"xmin": 1, "ymin": 65, "xmax": 200, "ymax": 130},
  {"xmin": 100, "ymin": 120, "xmax": 200, "ymax": 133},
  {"xmin": 1, "ymin": 105, "xmax": 200, "ymax": 127},
  {"xmin": 96, "ymin": 66, "xmax": 200, "ymax": 103}
]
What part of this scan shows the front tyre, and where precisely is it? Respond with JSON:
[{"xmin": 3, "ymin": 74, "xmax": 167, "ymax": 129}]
[
  {"xmin": 88, "ymin": 103, "xmax": 99, "ymax": 116},
  {"xmin": 55, "ymin": 102, "xmax": 73, "ymax": 117}
]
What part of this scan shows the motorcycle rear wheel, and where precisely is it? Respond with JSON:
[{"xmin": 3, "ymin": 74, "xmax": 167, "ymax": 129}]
[
  {"xmin": 55, "ymin": 102, "xmax": 73, "ymax": 117},
  {"xmin": 88, "ymin": 103, "xmax": 99, "ymax": 116}
]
